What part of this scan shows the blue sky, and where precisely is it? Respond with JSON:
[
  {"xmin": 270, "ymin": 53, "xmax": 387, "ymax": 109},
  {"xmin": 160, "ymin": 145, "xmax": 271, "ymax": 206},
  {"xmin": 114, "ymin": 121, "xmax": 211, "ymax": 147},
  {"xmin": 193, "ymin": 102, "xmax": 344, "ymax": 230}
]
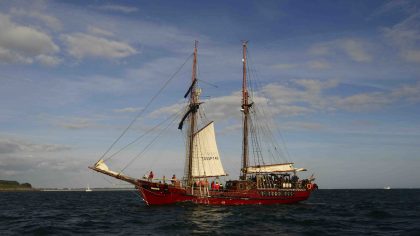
[{"xmin": 0, "ymin": 0, "xmax": 419, "ymax": 189}]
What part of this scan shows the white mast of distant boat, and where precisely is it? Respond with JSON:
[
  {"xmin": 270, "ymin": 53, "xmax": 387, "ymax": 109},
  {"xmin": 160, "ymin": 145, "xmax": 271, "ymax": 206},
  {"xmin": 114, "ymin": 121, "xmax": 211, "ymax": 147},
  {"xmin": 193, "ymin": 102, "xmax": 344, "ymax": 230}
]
[{"xmin": 86, "ymin": 184, "xmax": 92, "ymax": 192}]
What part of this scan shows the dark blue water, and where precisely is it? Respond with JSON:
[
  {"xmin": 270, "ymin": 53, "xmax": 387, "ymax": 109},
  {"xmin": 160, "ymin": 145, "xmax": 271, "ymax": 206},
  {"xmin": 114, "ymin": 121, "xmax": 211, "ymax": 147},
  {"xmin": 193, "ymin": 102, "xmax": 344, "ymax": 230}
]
[{"xmin": 1, "ymin": 189, "xmax": 419, "ymax": 235}]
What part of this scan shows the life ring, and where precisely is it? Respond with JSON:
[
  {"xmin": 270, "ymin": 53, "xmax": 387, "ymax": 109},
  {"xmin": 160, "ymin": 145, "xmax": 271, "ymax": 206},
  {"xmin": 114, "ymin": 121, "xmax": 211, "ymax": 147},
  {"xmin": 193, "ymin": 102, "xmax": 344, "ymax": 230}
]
[{"xmin": 307, "ymin": 184, "xmax": 312, "ymax": 190}]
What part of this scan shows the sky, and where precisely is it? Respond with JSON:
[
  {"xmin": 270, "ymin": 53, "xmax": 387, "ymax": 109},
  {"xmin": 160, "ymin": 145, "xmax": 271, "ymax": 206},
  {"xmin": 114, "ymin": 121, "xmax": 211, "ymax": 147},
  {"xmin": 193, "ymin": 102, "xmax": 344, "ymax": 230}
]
[{"xmin": 0, "ymin": 0, "xmax": 419, "ymax": 189}]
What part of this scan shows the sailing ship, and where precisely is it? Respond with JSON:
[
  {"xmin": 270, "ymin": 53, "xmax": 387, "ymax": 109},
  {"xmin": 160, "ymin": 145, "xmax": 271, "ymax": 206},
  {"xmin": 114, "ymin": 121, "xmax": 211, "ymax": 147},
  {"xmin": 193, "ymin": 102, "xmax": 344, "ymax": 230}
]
[
  {"xmin": 85, "ymin": 184, "xmax": 92, "ymax": 192},
  {"xmin": 89, "ymin": 41, "xmax": 317, "ymax": 205}
]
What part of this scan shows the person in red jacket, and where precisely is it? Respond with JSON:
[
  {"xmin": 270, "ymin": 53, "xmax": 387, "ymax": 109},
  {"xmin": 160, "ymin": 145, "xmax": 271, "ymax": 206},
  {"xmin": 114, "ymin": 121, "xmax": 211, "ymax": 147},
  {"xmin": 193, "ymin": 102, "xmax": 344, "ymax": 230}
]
[
  {"xmin": 215, "ymin": 182, "xmax": 220, "ymax": 191},
  {"xmin": 148, "ymin": 171, "xmax": 154, "ymax": 182}
]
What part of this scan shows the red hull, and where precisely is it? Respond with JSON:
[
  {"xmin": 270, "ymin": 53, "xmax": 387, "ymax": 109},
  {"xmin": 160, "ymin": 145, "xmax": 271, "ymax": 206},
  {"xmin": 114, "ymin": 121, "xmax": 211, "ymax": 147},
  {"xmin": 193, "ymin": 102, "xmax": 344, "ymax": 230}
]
[{"xmin": 136, "ymin": 180, "xmax": 313, "ymax": 206}]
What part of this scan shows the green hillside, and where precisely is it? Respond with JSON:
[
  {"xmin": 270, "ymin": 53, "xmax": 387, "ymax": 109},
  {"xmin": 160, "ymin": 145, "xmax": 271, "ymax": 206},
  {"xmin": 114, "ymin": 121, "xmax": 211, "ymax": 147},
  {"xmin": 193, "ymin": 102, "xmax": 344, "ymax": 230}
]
[{"xmin": 0, "ymin": 180, "xmax": 32, "ymax": 190}]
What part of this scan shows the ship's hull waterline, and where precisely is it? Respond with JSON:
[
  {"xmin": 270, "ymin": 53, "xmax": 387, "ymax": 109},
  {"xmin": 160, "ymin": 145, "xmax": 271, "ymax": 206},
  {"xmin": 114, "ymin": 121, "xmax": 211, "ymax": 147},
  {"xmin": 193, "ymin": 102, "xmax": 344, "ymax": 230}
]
[{"xmin": 136, "ymin": 180, "xmax": 314, "ymax": 206}]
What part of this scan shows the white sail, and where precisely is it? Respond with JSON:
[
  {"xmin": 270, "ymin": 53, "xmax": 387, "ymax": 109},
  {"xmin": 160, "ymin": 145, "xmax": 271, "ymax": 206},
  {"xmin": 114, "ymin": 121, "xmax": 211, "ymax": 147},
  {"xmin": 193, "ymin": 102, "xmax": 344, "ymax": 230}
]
[
  {"xmin": 246, "ymin": 163, "xmax": 304, "ymax": 173},
  {"xmin": 94, "ymin": 159, "xmax": 120, "ymax": 176},
  {"xmin": 192, "ymin": 122, "xmax": 227, "ymax": 177}
]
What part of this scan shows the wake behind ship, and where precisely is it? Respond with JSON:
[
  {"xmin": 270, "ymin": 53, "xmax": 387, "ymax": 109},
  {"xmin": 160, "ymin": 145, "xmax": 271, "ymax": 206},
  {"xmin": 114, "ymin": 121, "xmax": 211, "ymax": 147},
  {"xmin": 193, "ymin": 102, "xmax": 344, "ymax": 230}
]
[{"xmin": 90, "ymin": 41, "xmax": 317, "ymax": 205}]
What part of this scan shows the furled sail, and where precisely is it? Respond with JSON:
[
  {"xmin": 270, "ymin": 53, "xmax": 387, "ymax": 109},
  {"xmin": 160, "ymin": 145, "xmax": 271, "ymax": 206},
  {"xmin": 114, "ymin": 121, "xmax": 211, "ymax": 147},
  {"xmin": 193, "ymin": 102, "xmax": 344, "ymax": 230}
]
[
  {"xmin": 89, "ymin": 159, "xmax": 137, "ymax": 185},
  {"xmin": 191, "ymin": 122, "xmax": 227, "ymax": 177},
  {"xmin": 94, "ymin": 159, "xmax": 120, "ymax": 176},
  {"xmin": 245, "ymin": 163, "xmax": 306, "ymax": 173}
]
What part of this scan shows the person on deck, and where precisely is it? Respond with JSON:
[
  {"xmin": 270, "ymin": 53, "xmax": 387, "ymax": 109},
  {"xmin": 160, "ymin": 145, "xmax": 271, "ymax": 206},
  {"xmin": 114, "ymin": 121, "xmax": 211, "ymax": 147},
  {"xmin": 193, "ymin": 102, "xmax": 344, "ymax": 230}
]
[
  {"xmin": 215, "ymin": 182, "xmax": 220, "ymax": 191},
  {"xmin": 204, "ymin": 179, "xmax": 209, "ymax": 195},
  {"xmin": 211, "ymin": 181, "xmax": 215, "ymax": 190},
  {"xmin": 148, "ymin": 171, "xmax": 154, "ymax": 182},
  {"xmin": 171, "ymin": 174, "xmax": 176, "ymax": 184},
  {"xmin": 162, "ymin": 175, "xmax": 166, "ymax": 184}
]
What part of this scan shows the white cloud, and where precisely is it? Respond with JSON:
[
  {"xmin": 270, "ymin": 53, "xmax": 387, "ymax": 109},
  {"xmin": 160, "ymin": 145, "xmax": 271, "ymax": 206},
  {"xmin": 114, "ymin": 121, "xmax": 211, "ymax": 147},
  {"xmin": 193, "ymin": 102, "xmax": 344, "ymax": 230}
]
[
  {"xmin": 0, "ymin": 137, "xmax": 71, "ymax": 154},
  {"xmin": 402, "ymin": 50, "xmax": 420, "ymax": 63},
  {"xmin": 94, "ymin": 4, "xmax": 138, "ymax": 13},
  {"xmin": 262, "ymin": 79, "xmax": 338, "ymax": 111},
  {"xmin": 338, "ymin": 39, "xmax": 372, "ymax": 62},
  {"xmin": 0, "ymin": 47, "xmax": 33, "ymax": 64},
  {"xmin": 153, "ymin": 79, "xmax": 337, "ymax": 121},
  {"xmin": 309, "ymin": 44, "xmax": 329, "ymax": 55},
  {"xmin": 150, "ymin": 78, "xmax": 420, "ymax": 121},
  {"xmin": 391, "ymin": 81, "xmax": 420, "ymax": 102},
  {"xmin": 113, "ymin": 107, "xmax": 141, "ymax": 113},
  {"xmin": 10, "ymin": 8, "xmax": 62, "ymax": 31},
  {"xmin": 35, "ymin": 54, "xmax": 61, "ymax": 66},
  {"xmin": 271, "ymin": 63, "xmax": 297, "ymax": 70},
  {"xmin": 57, "ymin": 119, "xmax": 93, "ymax": 130},
  {"xmin": 149, "ymin": 102, "xmax": 186, "ymax": 118},
  {"xmin": 371, "ymin": 0, "xmax": 417, "ymax": 17},
  {"xmin": 334, "ymin": 81, "xmax": 420, "ymax": 111},
  {"xmin": 308, "ymin": 60, "xmax": 331, "ymax": 69},
  {"xmin": 309, "ymin": 38, "xmax": 372, "ymax": 63},
  {"xmin": 87, "ymin": 25, "xmax": 114, "ymax": 37},
  {"xmin": 281, "ymin": 121, "xmax": 324, "ymax": 131},
  {"xmin": 383, "ymin": 13, "xmax": 420, "ymax": 63},
  {"xmin": 61, "ymin": 33, "xmax": 137, "ymax": 59},
  {"xmin": 0, "ymin": 13, "xmax": 59, "ymax": 65},
  {"xmin": 295, "ymin": 79, "xmax": 338, "ymax": 91},
  {"xmin": 335, "ymin": 93, "xmax": 392, "ymax": 111}
]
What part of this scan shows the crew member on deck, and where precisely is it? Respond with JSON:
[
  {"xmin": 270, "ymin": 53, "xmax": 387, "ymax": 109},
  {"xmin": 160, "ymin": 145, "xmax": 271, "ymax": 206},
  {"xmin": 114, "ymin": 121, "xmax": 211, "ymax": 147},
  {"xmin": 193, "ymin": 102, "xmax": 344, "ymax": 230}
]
[
  {"xmin": 148, "ymin": 171, "xmax": 154, "ymax": 182},
  {"xmin": 204, "ymin": 179, "xmax": 209, "ymax": 195},
  {"xmin": 171, "ymin": 174, "xmax": 176, "ymax": 185}
]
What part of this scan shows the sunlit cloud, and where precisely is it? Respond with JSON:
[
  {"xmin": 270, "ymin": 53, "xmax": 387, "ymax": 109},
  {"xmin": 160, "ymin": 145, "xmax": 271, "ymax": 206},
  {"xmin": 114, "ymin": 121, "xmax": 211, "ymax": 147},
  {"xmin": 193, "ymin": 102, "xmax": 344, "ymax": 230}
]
[
  {"xmin": 93, "ymin": 4, "xmax": 139, "ymax": 14},
  {"xmin": 61, "ymin": 33, "xmax": 137, "ymax": 59},
  {"xmin": 0, "ymin": 13, "xmax": 60, "ymax": 65}
]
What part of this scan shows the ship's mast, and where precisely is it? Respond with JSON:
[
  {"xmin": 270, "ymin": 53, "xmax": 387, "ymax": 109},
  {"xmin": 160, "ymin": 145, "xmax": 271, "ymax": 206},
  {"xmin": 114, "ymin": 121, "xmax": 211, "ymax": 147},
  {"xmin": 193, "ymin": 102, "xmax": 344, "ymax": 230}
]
[
  {"xmin": 187, "ymin": 40, "xmax": 199, "ymax": 185},
  {"xmin": 241, "ymin": 41, "xmax": 250, "ymax": 180}
]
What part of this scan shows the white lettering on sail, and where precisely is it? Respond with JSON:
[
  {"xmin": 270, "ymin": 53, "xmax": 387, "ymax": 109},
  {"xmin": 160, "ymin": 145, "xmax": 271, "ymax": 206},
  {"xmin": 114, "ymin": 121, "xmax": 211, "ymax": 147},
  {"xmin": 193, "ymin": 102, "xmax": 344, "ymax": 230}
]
[{"xmin": 202, "ymin": 156, "xmax": 219, "ymax": 160}]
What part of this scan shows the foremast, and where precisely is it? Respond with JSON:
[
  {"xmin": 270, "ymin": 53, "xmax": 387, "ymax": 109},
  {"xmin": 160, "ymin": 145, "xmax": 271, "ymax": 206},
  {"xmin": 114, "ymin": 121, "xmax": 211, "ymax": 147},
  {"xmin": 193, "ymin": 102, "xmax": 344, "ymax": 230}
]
[
  {"xmin": 241, "ymin": 41, "xmax": 251, "ymax": 180},
  {"xmin": 186, "ymin": 40, "xmax": 199, "ymax": 186}
]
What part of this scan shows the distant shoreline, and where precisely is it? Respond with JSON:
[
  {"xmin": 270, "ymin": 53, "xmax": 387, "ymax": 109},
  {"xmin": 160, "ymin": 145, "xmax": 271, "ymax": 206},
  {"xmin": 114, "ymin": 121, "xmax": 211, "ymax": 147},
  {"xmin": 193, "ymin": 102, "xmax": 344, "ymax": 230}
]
[
  {"xmin": 0, "ymin": 188, "xmax": 135, "ymax": 192},
  {"xmin": 39, "ymin": 188, "xmax": 135, "ymax": 192}
]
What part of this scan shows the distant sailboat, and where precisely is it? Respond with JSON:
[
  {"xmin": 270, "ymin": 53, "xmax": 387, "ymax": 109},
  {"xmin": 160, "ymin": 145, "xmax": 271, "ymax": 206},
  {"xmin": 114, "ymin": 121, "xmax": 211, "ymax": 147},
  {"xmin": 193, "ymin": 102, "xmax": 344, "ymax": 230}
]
[
  {"xmin": 384, "ymin": 186, "xmax": 391, "ymax": 190},
  {"xmin": 85, "ymin": 184, "xmax": 92, "ymax": 192}
]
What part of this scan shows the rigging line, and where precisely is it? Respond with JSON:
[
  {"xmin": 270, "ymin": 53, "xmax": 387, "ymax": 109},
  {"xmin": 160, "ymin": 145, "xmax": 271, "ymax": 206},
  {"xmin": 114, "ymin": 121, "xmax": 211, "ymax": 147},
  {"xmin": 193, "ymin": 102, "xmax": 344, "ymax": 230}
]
[
  {"xmin": 121, "ymin": 109, "xmax": 181, "ymax": 172},
  {"xmin": 250, "ymin": 112, "xmax": 264, "ymax": 166},
  {"xmin": 104, "ymin": 108, "xmax": 184, "ymax": 162},
  {"xmin": 260, "ymin": 88, "xmax": 291, "ymax": 161},
  {"xmin": 246, "ymin": 53, "xmax": 265, "ymax": 166},
  {"xmin": 145, "ymin": 111, "xmax": 184, "ymax": 171},
  {"xmin": 97, "ymin": 53, "xmax": 194, "ymax": 163},
  {"xmin": 247, "ymin": 52, "xmax": 291, "ymax": 162},
  {"xmin": 197, "ymin": 79, "xmax": 218, "ymax": 88}
]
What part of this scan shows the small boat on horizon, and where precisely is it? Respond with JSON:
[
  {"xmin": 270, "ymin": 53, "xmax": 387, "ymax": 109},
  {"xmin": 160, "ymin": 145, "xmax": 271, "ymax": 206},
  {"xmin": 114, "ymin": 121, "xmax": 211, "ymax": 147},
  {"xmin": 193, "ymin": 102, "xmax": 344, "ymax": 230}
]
[
  {"xmin": 384, "ymin": 186, "xmax": 391, "ymax": 190},
  {"xmin": 85, "ymin": 184, "xmax": 92, "ymax": 192}
]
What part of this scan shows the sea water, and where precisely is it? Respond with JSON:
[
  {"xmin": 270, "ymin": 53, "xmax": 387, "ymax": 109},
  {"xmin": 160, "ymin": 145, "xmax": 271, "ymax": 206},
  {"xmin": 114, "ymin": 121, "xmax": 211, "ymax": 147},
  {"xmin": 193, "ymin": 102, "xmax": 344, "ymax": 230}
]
[{"xmin": 1, "ymin": 189, "xmax": 419, "ymax": 235}]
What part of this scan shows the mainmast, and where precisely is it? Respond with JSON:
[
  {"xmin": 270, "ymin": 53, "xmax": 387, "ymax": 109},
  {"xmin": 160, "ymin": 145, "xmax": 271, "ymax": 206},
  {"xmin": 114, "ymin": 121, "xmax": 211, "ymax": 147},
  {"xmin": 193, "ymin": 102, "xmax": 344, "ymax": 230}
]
[
  {"xmin": 187, "ymin": 40, "xmax": 199, "ymax": 185},
  {"xmin": 241, "ymin": 41, "xmax": 250, "ymax": 180}
]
